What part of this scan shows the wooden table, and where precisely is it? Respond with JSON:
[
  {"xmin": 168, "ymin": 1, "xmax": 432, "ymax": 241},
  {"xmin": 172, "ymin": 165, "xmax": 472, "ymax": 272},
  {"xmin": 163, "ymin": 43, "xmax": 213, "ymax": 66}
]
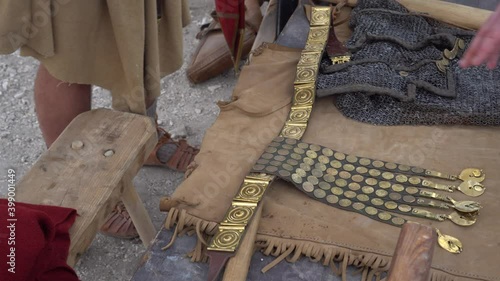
[{"xmin": 131, "ymin": 0, "xmax": 499, "ymax": 280}]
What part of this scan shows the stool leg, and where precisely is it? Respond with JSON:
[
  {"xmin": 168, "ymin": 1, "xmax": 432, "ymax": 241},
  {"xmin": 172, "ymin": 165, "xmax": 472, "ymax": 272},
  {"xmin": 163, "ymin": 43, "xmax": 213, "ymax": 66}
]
[{"xmin": 121, "ymin": 179, "xmax": 156, "ymax": 247}]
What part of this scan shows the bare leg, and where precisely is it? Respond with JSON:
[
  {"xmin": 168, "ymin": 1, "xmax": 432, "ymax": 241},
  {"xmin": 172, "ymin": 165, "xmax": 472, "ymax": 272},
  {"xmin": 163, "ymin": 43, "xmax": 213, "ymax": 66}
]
[{"xmin": 34, "ymin": 64, "xmax": 91, "ymax": 148}]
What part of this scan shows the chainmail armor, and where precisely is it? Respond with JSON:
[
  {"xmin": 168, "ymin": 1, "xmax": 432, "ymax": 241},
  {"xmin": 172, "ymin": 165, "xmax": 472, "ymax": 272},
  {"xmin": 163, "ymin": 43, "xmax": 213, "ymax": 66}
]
[{"xmin": 316, "ymin": 0, "xmax": 500, "ymax": 126}]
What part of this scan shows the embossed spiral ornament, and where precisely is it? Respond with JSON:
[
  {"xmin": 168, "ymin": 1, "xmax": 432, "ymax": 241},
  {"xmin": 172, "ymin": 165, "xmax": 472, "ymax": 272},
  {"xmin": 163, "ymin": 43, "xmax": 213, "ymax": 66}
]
[
  {"xmin": 290, "ymin": 108, "xmax": 311, "ymax": 122},
  {"xmin": 294, "ymin": 85, "xmax": 315, "ymax": 106},
  {"xmin": 208, "ymin": 6, "xmax": 332, "ymax": 256},
  {"xmin": 299, "ymin": 53, "xmax": 321, "ymax": 65},
  {"xmin": 305, "ymin": 42, "xmax": 325, "ymax": 52},
  {"xmin": 226, "ymin": 206, "xmax": 254, "ymax": 224},
  {"xmin": 211, "ymin": 229, "xmax": 242, "ymax": 251},
  {"xmin": 309, "ymin": 27, "xmax": 329, "ymax": 42},
  {"xmin": 281, "ymin": 125, "xmax": 305, "ymax": 139},
  {"xmin": 237, "ymin": 183, "xmax": 266, "ymax": 201},
  {"xmin": 295, "ymin": 66, "xmax": 317, "ymax": 83},
  {"xmin": 310, "ymin": 9, "xmax": 331, "ymax": 26}
]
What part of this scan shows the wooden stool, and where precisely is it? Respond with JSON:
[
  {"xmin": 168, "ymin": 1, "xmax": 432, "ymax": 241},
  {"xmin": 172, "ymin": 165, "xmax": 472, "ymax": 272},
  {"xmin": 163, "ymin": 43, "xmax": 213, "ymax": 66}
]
[{"xmin": 16, "ymin": 108, "xmax": 157, "ymax": 266}]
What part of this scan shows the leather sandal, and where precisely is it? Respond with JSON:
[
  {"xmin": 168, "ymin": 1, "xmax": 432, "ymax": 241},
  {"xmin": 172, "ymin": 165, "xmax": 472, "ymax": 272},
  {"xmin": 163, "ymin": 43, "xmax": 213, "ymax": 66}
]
[
  {"xmin": 100, "ymin": 202, "xmax": 138, "ymax": 239},
  {"xmin": 100, "ymin": 129, "xmax": 198, "ymax": 239},
  {"xmin": 144, "ymin": 128, "xmax": 199, "ymax": 172}
]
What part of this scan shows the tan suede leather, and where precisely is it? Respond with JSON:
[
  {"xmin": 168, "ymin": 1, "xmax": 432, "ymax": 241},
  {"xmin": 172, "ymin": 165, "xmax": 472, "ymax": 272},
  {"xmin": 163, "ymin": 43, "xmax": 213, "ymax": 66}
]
[{"xmin": 162, "ymin": 43, "xmax": 500, "ymax": 281}]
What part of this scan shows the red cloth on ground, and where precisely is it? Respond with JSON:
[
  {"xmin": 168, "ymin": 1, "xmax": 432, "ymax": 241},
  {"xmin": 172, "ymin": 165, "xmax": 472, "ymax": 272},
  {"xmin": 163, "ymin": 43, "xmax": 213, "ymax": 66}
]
[{"xmin": 0, "ymin": 198, "xmax": 79, "ymax": 281}]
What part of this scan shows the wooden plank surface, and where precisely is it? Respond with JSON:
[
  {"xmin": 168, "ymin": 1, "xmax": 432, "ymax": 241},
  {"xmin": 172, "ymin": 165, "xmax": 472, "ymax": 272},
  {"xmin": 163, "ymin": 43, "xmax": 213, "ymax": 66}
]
[
  {"xmin": 387, "ymin": 223, "xmax": 436, "ymax": 281},
  {"xmin": 16, "ymin": 108, "xmax": 157, "ymax": 266},
  {"xmin": 328, "ymin": 0, "xmax": 494, "ymax": 30}
]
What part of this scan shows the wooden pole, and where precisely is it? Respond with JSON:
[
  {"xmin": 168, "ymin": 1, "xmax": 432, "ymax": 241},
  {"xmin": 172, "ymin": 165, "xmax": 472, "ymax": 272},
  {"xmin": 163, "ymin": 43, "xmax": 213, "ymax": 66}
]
[
  {"xmin": 387, "ymin": 222, "xmax": 436, "ymax": 281},
  {"xmin": 223, "ymin": 0, "xmax": 278, "ymax": 277},
  {"xmin": 326, "ymin": 0, "xmax": 492, "ymax": 30},
  {"xmin": 222, "ymin": 205, "xmax": 263, "ymax": 281},
  {"xmin": 250, "ymin": 0, "xmax": 278, "ymax": 61}
]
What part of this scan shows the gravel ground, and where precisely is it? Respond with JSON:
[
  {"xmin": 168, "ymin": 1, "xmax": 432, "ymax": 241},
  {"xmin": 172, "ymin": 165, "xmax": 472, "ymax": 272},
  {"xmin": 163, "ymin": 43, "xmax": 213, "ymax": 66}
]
[{"xmin": 0, "ymin": 0, "xmax": 237, "ymax": 280}]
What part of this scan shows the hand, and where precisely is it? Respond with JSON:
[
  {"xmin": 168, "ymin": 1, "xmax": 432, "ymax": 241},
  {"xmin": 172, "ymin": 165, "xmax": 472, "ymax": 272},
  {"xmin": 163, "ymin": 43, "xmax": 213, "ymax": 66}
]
[{"xmin": 459, "ymin": 4, "xmax": 500, "ymax": 70}]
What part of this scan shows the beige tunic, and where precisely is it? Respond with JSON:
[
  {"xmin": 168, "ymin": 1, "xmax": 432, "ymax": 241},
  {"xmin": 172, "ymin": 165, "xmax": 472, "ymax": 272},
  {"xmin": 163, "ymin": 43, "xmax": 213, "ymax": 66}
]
[{"xmin": 0, "ymin": 0, "xmax": 190, "ymax": 114}]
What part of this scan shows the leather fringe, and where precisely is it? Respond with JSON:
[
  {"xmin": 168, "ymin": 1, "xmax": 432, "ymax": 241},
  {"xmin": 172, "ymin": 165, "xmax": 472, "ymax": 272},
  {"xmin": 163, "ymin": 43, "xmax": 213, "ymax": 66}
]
[
  {"xmin": 163, "ymin": 207, "xmax": 218, "ymax": 262},
  {"xmin": 254, "ymin": 235, "xmax": 388, "ymax": 281},
  {"xmin": 163, "ymin": 207, "xmax": 465, "ymax": 281}
]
